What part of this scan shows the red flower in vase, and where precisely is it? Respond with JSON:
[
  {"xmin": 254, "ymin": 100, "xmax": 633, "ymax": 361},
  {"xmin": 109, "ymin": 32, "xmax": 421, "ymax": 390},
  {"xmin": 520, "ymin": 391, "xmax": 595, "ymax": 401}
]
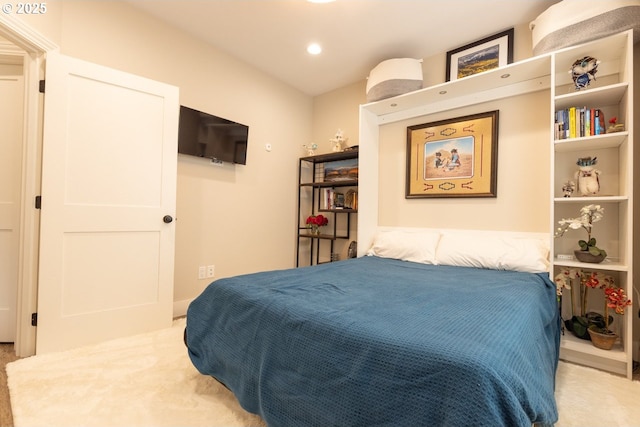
[{"xmin": 306, "ymin": 214, "xmax": 328, "ymax": 227}]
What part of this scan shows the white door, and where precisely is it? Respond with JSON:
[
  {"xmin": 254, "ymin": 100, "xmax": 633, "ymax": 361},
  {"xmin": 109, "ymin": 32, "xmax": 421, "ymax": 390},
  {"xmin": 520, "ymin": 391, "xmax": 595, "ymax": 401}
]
[
  {"xmin": 0, "ymin": 73, "xmax": 24, "ymax": 342},
  {"xmin": 36, "ymin": 53, "xmax": 179, "ymax": 354}
]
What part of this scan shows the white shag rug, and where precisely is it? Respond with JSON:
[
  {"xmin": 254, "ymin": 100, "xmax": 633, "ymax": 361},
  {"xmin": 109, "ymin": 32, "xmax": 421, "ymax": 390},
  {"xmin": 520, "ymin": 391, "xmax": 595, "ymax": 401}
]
[{"xmin": 7, "ymin": 318, "xmax": 640, "ymax": 427}]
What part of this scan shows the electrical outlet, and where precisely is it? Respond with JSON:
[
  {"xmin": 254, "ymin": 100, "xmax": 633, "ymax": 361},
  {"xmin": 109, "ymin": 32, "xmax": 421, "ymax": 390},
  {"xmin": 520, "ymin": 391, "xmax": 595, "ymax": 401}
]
[
  {"xmin": 198, "ymin": 266, "xmax": 206, "ymax": 280},
  {"xmin": 206, "ymin": 265, "xmax": 215, "ymax": 278}
]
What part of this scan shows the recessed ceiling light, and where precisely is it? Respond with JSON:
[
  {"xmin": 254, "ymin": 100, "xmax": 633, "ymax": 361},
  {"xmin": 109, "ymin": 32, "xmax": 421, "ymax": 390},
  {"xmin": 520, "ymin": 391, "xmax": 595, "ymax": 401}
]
[{"xmin": 307, "ymin": 43, "xmax": 322, "ymax": 55}]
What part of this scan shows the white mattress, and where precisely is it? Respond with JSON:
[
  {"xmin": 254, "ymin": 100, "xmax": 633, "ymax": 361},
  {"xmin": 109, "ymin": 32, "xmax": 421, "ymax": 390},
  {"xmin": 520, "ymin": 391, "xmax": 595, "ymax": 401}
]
[{"xmin": 530, "ymin": 0, "xmax": 640, "ymax": 55}]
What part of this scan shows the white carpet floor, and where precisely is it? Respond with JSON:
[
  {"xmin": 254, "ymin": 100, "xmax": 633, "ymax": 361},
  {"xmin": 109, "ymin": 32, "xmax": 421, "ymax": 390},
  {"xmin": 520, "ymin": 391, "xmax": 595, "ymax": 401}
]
[{"xmin": 7, "ymin": 318, "xmax": 640, "ymax": 427}]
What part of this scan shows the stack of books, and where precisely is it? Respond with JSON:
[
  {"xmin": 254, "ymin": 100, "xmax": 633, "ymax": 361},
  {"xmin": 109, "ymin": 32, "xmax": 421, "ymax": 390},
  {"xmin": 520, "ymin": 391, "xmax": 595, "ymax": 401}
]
[
  {"xmin": 555, "ymin": 107, "xmax": 605, "ymax": 140},
  {"xmin": 320, "ymin": 188, "xmax": 357, "ymax": 210},
  {"xmin": 320, "ymin": 188, "xmax": 345, "ymax": 210}
]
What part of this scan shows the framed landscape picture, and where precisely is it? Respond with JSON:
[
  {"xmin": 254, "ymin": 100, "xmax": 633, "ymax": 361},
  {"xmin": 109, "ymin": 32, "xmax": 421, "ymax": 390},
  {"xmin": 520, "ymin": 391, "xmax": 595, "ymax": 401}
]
[
  {"xmin": 445, "ymin": 28, "xmax": 513, "ymax": 81},
  {"xmin": 406, "ymin": 111, "xmax": 499, "ymax": 198},
  {"xmin": 323, "ymin": 158, "xmax": 358, "ymax": 182}
]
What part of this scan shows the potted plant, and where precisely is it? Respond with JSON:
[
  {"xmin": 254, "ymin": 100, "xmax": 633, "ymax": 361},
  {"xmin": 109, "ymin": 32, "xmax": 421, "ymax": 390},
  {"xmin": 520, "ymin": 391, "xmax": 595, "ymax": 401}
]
[
  {"xmin": 306, "ymin": 214, "xmax": 328, "ymax": 235},
  {"xmin": 554, "ymin": 268, "xmax": 614, "ymax": 340},
  {"xmin": 555, "ymin": 268, "xmax": 632, "ymax": 348},
  {"xmin": 554, "ymin": 204, "xmax": 607, "ymax": 263},
  {"xmin": 587, "ymin": 284, "xmax": 632, "ymax": 350}
]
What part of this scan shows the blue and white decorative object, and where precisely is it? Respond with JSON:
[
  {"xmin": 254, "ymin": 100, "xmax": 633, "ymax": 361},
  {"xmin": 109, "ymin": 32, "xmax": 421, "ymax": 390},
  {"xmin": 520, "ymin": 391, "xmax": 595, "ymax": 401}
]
[
  {"xmin": 570, "ymin": 56, "xmax": 600, "ymax": 90},
  {"xmin": 303, "ymin": 143, "xmax": 318, "ymax": 156},
  {"xmin": 575, "ymin": 157, "xmax": 601, "ymax": 196}
]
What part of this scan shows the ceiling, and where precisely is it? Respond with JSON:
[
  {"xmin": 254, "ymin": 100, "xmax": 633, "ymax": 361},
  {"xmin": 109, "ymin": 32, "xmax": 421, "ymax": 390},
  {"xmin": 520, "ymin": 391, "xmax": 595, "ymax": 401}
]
[{"xmin": 124, "ymin": 0, "xmax": 560, "ymax": 96}]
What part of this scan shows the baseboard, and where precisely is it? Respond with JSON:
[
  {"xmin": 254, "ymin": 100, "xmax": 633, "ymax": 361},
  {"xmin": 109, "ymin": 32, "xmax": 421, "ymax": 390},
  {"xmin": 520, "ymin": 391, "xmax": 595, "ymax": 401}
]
[{"xmin": 173, "ymin": 298, "xmax": 193, "ymax": 319}]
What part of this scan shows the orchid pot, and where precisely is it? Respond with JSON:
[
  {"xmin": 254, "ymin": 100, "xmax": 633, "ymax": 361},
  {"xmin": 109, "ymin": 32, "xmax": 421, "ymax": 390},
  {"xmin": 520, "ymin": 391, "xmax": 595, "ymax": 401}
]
[
  {"xmin": 554, "ymin": 269, "xmax": 631, "ymax": 345},
  {"xmin": 555, "ymin": 205, "xmax": 607, "ymax": 263}
]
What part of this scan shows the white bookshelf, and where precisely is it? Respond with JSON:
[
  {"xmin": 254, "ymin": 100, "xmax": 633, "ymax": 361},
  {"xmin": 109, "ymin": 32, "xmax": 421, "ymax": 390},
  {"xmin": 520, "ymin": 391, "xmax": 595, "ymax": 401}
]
[{"xmin": 550, "ymin": 30, "xmax": 634, "ymax": 379}]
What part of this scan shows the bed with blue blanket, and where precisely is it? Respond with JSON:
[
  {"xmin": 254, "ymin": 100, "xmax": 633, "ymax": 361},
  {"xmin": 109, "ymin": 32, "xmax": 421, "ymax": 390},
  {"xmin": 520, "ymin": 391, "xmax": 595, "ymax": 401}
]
[{"xmin": 186, "ymin": 249, "xmax": 560, "ymax": 426}]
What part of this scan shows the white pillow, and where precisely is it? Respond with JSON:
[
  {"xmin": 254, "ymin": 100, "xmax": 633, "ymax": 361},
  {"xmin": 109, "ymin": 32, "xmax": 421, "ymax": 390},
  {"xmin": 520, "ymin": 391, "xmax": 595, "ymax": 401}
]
[
  {"xmin": 435, "ymin": 234, "xmax": 549, "ymax": 273},
  {"xmin": 366, "ymin": 229, "xmax": 441, "ymax": 264}
]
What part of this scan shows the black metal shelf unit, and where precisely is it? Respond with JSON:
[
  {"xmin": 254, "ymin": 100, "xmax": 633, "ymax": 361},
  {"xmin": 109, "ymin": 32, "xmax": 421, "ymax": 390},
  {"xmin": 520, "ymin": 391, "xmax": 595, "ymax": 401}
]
[{"xmin": 296, "ymin": 149, "xmax": 358, "ymax": 267}]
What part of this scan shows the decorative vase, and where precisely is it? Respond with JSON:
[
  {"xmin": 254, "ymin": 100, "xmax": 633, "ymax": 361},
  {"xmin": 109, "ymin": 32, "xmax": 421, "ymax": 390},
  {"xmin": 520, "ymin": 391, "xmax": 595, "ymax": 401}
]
[
  {"xmin": 309, "ymin": 225, "xmax": 320, "ymax": 236},
  {"xmin": 587, "ymin": 328, "xmax": 617, "ymax": 350},
  {"xmin": 574, "ymin": 250, "xmax": 605, "ymax": 263}
]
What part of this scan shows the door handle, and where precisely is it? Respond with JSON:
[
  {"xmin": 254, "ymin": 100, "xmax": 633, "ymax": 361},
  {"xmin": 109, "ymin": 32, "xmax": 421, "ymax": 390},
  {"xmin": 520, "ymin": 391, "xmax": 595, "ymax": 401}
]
[{"xmin": 163, "ymin": 215, "xmax": 173, "ymax": 224}]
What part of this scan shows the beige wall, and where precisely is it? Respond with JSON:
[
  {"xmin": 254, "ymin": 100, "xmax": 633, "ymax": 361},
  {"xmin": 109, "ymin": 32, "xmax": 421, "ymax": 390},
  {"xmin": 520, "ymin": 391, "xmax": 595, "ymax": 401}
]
[
  {"xmin": 22, "ymin": 0, "xmax": 313, "ymax": 307},
  {"xmin": 312, "ymin": 80, "xmax": 366, "ymax": 150},
  {"xmin": 377, "ymin": 91, "xmax": 549, "ymax": 231},
  {"xmin": 312, "ymin": 23, "xmax": 550, "ymax": 236}
]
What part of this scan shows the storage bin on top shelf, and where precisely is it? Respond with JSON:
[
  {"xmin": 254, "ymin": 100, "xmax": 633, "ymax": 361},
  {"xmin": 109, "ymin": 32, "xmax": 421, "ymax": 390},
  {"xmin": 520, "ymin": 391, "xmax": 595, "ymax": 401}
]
[{"xmin": 530, "ymin": 0, "xmax": 640, "ymax": 55}]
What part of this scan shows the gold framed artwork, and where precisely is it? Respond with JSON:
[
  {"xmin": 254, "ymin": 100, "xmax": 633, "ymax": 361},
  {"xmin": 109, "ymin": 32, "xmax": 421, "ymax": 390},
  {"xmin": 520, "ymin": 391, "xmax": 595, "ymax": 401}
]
[{"xmin": 406, "ymin": 111, "xmax": 499, "ymax": 198}]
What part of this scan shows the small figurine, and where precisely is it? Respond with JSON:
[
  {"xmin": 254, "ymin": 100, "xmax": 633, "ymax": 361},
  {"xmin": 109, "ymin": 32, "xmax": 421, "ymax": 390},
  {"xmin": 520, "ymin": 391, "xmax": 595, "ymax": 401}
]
[
  {"xmin": 575, "ymin": 157, "xmax": 601, "ymax": 196},
  {"xmin": 302, "ymin": 143, "xmax": 318, "ymax": 156},
  {"xmin": 570, "ymin": 56, "xmax": 599, "ymax": 90},
  {"xmin": 562, "ymin": 181, "xmax": 576, "ymax": 198},
  {"xmin": 607, "ymin": 117, "xmax": 625, "ymax": 133},
  {"xmin": 329, "ymin": 129, "xmax": 348, "ymax": 152}
]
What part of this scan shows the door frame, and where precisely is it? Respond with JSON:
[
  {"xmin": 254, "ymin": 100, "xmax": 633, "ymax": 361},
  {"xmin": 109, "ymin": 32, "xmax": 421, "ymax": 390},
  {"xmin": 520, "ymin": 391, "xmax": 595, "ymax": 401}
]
[{"xmin": 0, "ymin": 14, "xmax": 57, "ymax": 356}]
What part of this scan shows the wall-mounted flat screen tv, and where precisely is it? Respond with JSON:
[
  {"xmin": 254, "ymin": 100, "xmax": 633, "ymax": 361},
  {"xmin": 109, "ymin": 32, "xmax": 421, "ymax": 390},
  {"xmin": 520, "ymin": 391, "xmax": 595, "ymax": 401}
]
[{"xmin": 177, "ymin": 105, "xmax": 249, "ymax": 165}]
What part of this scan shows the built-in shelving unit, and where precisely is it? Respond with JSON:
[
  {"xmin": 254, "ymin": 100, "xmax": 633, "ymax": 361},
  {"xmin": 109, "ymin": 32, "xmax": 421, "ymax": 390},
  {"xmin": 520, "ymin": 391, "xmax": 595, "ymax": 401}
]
[
  {"xmin": 358, "ymin": 30, "xmax": 635, "ymax": 379},
  {"xmin": 550, "ymin": 31, "xmax": 634, "ymax": 379}
]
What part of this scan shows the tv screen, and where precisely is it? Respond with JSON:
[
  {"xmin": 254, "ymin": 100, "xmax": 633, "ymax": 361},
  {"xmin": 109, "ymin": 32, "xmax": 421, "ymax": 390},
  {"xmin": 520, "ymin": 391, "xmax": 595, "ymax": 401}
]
[{"xmin": 177, "ymin": 105, "xmax": 249, "ymax": 165}]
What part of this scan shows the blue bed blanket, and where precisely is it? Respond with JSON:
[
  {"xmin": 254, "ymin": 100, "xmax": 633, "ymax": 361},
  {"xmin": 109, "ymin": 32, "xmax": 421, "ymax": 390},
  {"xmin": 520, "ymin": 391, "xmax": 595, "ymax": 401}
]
[{"xmin": 186, "ymin": 256, "xmax": 560, "ymax": 427}]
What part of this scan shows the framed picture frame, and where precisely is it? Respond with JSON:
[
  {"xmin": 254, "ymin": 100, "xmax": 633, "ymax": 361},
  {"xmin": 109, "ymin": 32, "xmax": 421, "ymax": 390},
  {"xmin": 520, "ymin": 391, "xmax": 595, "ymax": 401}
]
[
  {"xmin": 445, "ymin": 28, "xmax": 514, "ymax": 82},
  {"xmin": 323, "ymin": 158, "xmax": 358, "ymax": 182},
  {"xmin": 406, "ymin": 110, "xmax": 499, "ymax": 198}
]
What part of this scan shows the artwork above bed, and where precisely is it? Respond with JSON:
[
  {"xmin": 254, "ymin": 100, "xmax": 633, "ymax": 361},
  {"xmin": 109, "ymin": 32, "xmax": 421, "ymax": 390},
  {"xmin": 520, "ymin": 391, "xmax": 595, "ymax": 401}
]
[{"xmin": 406, "ymin": 111, "xmax": 499, "ymax": 198}]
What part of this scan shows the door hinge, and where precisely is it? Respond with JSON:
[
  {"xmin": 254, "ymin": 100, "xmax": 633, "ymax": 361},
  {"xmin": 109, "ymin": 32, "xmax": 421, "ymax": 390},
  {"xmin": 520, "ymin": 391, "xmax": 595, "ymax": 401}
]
[
  {"xmin": 39, "ymin": 80, "xmax": 45, "ymax": 93},
  {"xmin": 35, "ymin": 195, "xmax": 41, "ymax": 209},
  {"xmin": 31, "ymin": 313, "xmax": 38, "ymax": 326}
]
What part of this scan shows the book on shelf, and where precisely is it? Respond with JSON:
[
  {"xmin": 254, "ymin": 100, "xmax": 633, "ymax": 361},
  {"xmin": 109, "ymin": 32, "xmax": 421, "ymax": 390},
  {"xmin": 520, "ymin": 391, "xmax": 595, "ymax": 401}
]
[
  {"xmin": 555, "ymin": 107, "xmax": 605, "ymax": 140},
  {"xmin": 345, "ymin": 189, "xmax": 357, "ymax": 210},
  {"xmin": 320, "ymin": 188, "xmax": 356, "ymax": 210}
]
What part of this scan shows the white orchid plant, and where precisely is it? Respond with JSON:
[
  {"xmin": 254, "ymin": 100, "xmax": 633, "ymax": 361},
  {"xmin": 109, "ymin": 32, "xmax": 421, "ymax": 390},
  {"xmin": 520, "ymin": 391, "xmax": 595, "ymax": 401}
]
[{"xmin": 554, "ymin": 204, "xmax": 607, "ymax": 258}]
